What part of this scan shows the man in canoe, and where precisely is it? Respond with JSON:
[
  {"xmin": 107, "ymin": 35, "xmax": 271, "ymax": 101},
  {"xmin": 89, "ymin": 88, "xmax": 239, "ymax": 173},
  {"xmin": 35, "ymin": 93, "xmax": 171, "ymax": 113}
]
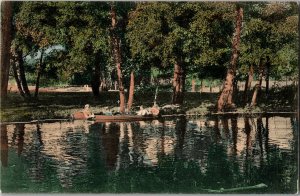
[
  {"xmin": 136, "ymin": 105, "xmax": 160, "ymax": 116},
  {"xmin": 72, "ymin": 104, "xmax": 95, "ymax": 119},
  {"xmin": 83, "ymin": 104, "xmax": 95, "ymax": 118}
]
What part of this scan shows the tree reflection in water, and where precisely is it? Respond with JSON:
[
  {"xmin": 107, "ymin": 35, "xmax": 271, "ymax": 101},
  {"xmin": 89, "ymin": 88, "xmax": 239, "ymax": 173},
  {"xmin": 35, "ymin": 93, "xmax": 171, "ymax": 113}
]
[
  {"xmin": 1, "ymin": 124, "xmax": 8, "ymax": 167},
  {"xmin": 0, "ymin": 115, "xmax": 298, "ymax": 193}
]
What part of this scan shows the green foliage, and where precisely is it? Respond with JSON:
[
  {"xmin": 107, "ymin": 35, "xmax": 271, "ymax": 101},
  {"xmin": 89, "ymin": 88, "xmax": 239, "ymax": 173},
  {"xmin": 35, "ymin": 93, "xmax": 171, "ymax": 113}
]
[
  {"xmin": 127, "ymin": 2, "xmax": 234, "ymax": 80},
  {"xmin": 239, "ymin": 2, "xmax": 298, "ymax": 80},
  {"xmin": 10, "ymin": 2, "xmax": 298, "ymax": 92}
]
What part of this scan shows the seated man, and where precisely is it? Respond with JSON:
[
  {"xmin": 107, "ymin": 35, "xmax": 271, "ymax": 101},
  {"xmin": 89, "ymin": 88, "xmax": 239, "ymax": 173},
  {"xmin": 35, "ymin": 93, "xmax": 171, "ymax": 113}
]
[{"xmin": 82, "ymin": 104, "xmax": 95, "ymax": 119}]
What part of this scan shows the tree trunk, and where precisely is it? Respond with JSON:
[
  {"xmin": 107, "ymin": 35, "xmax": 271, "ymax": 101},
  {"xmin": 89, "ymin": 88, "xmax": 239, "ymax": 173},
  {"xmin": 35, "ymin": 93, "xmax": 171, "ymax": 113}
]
[
  {"xmin": 16, "ymin": 49, "xmax": 31, "ymax": 97},
  {"xmin": 1, "ymin": 1, "xmax": 13, "ymax": 100},
  {"xmin": 265, "ymin": 56, "xmax": 270, "ymax": 99},
  {"xmin": 12, "ymin": 61, "xmax": 25, "ymax": 97},
  {"xmin": 172, "ymin": 61, "xmax": 185, "ymax": 105},
  {"xmin": 34, "ymin": 49, "xmax": 44, "ymax": 98},
  {"xmin": 12, "ymin": 49, "xmax": 31, "ymax": 98},
  {"xmin": 111, "ymin": 4, "xmax": 125, "ymax": 113},
  {"xmin": 217, "ymin": 5, "xmax": 243, "ymax": 112},
  {"xmin": 250, "ymin": 59, "xmax": 264, "ymax": 107},
  {"xmin": 91, "ymin": 52, "xmax": 101, "ymax": 96},
  {"xmin": 127, "ymin": 71, "xmax": 134, "ymax": 111},
  {"xmin": 191, "ymin": 79, "xmax": 195, "ymax": 92},
  {"xmin": 243, "ymin": 64, "xmax": 254, "ymax": 104},
  {"xmin": 200, "ymin": 79, "xmax": 203, "ymax": 93}
]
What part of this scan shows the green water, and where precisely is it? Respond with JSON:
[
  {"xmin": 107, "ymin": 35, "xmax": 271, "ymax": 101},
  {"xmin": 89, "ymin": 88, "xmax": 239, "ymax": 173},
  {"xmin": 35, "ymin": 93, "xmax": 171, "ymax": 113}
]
[{"xmin": 0, "ymin": 115, "xmax": 298, "ymax": 193}]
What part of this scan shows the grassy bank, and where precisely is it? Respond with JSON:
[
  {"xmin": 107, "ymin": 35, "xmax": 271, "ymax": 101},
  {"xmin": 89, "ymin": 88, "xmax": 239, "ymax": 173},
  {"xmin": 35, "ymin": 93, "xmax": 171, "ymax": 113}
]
[{"xmin": 0, "ymin": 85, "xmax": 297, "ymax": 122}]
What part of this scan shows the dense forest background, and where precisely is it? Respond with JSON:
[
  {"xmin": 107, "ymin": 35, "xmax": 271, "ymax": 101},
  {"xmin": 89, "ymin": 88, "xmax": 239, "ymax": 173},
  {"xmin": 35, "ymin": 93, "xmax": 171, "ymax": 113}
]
[{"xmin": 1, "ymin": 2, "xmax": 298, "ymax": 113}]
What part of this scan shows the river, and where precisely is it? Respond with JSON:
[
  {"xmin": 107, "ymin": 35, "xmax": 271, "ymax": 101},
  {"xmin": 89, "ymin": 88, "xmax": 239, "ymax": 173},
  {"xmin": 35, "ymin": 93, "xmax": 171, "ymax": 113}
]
[{"xmin": 1, "ymin": 115, "xmax": 298, "ymax": 193}]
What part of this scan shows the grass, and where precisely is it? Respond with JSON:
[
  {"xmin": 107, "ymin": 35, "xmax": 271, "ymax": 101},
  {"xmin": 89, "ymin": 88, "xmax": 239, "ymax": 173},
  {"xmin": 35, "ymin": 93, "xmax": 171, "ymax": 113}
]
[{"xmin": 0, "ymin": 85, "xmax": 297, "ymax": 122}]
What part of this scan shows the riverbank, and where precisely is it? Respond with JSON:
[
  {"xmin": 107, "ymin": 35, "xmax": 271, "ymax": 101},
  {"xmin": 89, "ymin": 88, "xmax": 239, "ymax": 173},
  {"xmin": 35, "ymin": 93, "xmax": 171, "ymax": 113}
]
[{"xmin": 0, "ymin": 85, "xmax": 297, "ymax": 123}]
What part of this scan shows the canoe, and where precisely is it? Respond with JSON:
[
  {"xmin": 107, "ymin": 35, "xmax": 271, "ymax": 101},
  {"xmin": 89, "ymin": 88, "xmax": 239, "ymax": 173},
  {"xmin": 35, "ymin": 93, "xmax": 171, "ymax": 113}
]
[
  {"xmin": 93, "ymin": 115, "xmax": 158, "ymax": 122},
  {"xmin": 72, "ymin": 112, "xmax": 158, "ymax": 122},
  {"xmin": 72, "ymin": 112, "xmax": 89, "ymax": 120}
]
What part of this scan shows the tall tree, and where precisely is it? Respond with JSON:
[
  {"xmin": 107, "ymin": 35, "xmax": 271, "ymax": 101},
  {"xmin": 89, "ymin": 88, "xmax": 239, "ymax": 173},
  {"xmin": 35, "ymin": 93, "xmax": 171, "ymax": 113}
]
[
  {"xmin": 127, "ymin": 71, "xmax": 134, "ymax": 111},
  {"xmin": 15, "ymin": 2, "xmax": 58, "ymax": 98},
  {"xmin": 1, "ymin": 1, "xmax": 13, "ymax": 100},
  {"xmin": 243, "ymin": 64, "xmax": 254, "ymax": 104},
  {"xmin": 11, "ymin": 44, "xmax": 32, "ymax": 98},
  {"xmin": 110, "ymin": 3, "xmax": 126, "ymax": 113},
  {"xmin": 56, "ymin": 2, "xmax": 111, "ymax": 96},
  {"xmin": 240, "ymin": 2, "xmax": 298, "ymax": 92},
  {"xmin": 127, "ymin": 2, "xmax": 233, "ymax": 105},
  {"xmin": 217, "ymin": 4, "xmax": 243, "ymax": 112},
  {"xmin": 250, "ymin": 58, "xmax": 265, "ymax": 107},
  {"xmin": 34, "ymin": 49, "xmax": 44, "ymax": 98}
]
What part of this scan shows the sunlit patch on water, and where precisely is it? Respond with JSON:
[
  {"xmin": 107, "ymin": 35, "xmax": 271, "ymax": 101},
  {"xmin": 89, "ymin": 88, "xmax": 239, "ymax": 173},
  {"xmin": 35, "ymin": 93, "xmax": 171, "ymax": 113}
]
[{"xmin": 1, "ymin": 115, "xmax": 298, "ymax": 193}]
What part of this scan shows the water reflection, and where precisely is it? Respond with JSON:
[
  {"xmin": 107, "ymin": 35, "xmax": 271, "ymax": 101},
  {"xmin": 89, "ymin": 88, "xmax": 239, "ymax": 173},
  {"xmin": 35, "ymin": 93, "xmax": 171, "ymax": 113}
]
[
  {"xmin": 1, "ymin": 124, "xmax": 8, "ymax": 167},
  {"xmin": 1, "ymin": 115, "xmax": 298, "ymax": 193},
  {"xmin": 99, "ymin": 123, "xmax": 119, "ymax": 170}
]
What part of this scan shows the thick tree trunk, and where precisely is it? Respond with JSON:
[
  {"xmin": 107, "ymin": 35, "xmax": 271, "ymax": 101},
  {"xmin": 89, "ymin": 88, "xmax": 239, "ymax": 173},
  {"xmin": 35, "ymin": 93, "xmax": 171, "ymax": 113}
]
[
  {"xmin": 127, "ymin": 71, "xmax": 134, "ymax": 111},
  {"xmin": 111, "ymin": 5, "xmax": 125, "ymax": 113},
  {"xmin": 1, "ymin": 1, "xmax": 13, "ymax": 100},
  {"xmin": 250, "ymin": 59, "xmax": 264, "ymax": 107},
  {"xmin": 243, "ymin": 64, "xmax": 254, "ymax": 104},
  {"xmin": 34, "ymin": 49, "xmax": 44, "ymax": 98},
  {"xmin": 217, "ymin": 5, "xmax": 243, "ymax": 112},
  {"xmin": 172, "ymin": 61, "xmax": 185, "ymax": 105}
]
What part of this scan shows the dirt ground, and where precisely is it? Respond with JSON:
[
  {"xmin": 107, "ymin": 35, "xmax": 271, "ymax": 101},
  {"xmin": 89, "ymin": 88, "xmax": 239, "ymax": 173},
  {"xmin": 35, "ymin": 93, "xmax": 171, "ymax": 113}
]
[{"xmin": 7, "ymin": 80, "xmax": 296, "ymax": 94}]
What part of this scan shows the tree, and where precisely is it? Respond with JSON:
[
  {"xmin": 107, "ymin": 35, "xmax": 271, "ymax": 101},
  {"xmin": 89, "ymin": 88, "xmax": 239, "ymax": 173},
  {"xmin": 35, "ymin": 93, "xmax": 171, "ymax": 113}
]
[
  {"xmin": 127, "ymin": 2, "xmax": 234, "ymax": 105},
  {"xmin": 127, "ymin": 71, "xmax": 134, "ymax": 111},
  {"xmin": 110, "ymin": 3, "xmax": 126, "ymax": 113},
  {"xmin": 15, "ymin": 2, "xmax": 58, "ymax": 98},
  {"xmin": 243, "ymin": 64, "xmax": 254, "ymax": 104},
  {"xmin": 250, "ymin": 57, "xmax": 265, "ymax": 107},
  {"xmin": 55, "ymin": 2, "xmax": 111, "ymax": 96},
  {"xmin": 242, "ymin": 4, "xmax": 298, "ymax": 75},
  {"xmin": 217, "ymin": 4, "xmax": 243, "ymax": 112},
  {"xmin": 239, "ymin": 2, "xmax": 298, "ymax": 106},
  {"xmin": 11, "ymin": 44, "xmax": 31, "ymax": 98},
  {"xmin": 1, "ymin": 1, "xmax": 13, "ymax": 100}
]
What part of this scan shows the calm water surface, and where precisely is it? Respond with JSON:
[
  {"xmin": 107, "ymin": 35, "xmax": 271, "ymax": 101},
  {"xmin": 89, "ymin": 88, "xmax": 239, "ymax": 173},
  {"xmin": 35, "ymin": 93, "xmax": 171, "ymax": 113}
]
[{"xmin": 1, "ymin": 115, "xmax": 298, "ymax": 193}]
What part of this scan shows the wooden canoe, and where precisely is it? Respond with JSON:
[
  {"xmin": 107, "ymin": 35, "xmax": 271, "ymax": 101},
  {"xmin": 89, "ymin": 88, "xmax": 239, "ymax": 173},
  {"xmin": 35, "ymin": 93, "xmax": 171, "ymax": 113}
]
[
  {"xmin": 93, "ymin": 115, "xmax": 158, "ymax": 122},
  {"xmin": 72, "ymin": 112, "xmax": 158, "ymax": 122}
]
